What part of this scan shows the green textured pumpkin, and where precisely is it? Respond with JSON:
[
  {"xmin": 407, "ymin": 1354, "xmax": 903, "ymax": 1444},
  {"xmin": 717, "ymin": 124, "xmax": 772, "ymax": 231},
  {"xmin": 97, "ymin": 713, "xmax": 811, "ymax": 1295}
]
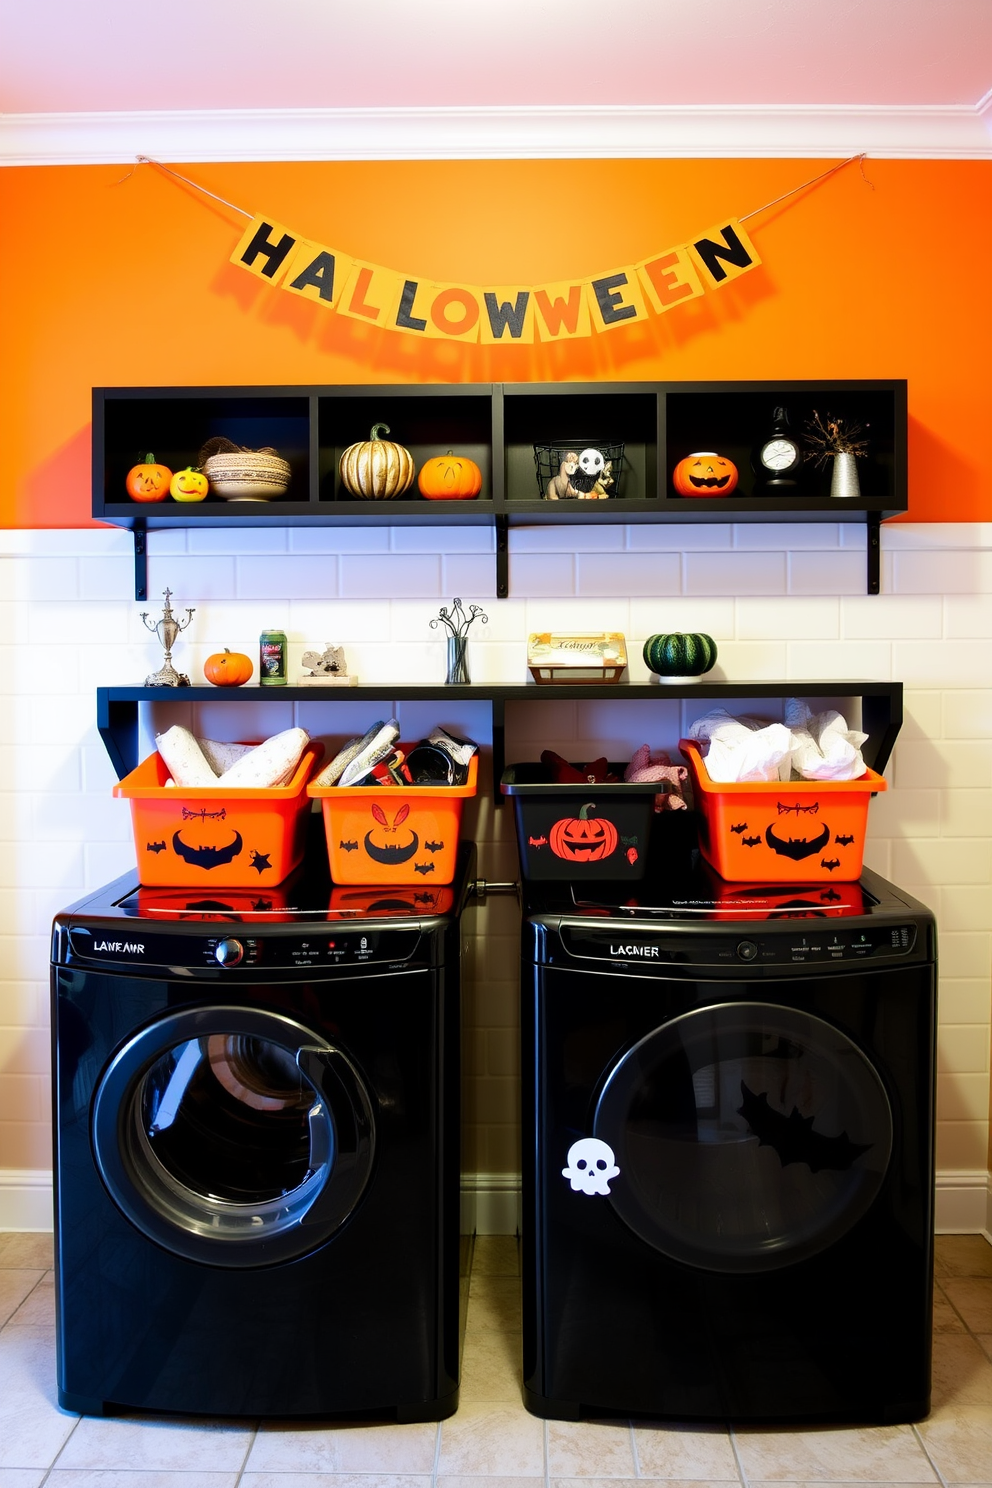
[{"xmin": 643, "ymin": 632, "xmax": 718, "ymax": 678}]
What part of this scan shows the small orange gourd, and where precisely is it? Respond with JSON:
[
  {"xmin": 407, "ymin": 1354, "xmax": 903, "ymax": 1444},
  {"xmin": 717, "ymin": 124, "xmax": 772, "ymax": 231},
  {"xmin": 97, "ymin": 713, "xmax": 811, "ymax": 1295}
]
[
  {"xmin": 126, "ymin": 453, "xmax": 173, "ymax": 503},
  {"xmin": 203, "ymin": 648, "xmax": 253, "ymax": 687},
  {"xmin": 418, "ymin": 451, "xmax": 483, "ymax": 501}
]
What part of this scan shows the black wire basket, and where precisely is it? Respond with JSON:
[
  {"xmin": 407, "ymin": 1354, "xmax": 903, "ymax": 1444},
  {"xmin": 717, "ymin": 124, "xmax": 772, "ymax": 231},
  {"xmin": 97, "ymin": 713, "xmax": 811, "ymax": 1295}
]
[{"xmin": 534, "ymin": 441, "xmax": 625, "ymax": 500}]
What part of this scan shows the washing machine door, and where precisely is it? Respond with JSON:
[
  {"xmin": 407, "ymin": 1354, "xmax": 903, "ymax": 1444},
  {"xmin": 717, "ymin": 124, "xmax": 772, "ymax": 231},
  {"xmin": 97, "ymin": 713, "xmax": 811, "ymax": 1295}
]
[
  {"xmin": 92, "ymin": 1004, "xmax": 375, "ymax": 1267},
  {"xmin": 593, "ymin": 1001, "xmax": 893, "ymax": 1274}
]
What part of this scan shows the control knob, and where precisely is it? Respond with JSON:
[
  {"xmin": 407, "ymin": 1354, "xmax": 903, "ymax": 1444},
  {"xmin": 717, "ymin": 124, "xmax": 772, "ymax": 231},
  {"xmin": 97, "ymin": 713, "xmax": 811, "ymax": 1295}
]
[{"xmin": 214, "ymin": 938, "xmax": 245, "ymax": 967}]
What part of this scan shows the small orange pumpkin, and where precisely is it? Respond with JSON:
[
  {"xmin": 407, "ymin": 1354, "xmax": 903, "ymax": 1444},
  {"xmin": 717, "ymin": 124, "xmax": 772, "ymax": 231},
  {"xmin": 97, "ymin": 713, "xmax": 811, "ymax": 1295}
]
[
  {"xmin": 126, "ymin": 453, "xmax": 172, "ymax": 503},
  {"xmin": 203, "ymin": 648, "xmax": 253, "ymax": 687},
  {"xmin": 170, "ymin": 466, "xmax": 209, "ymax": 503},
  {"xmin": 672, "ymin": 451, "xmax": 739, "ymax": 498},
  {"xmin": 549, "ymin": 805, "xmax": 619, "ymax": 863},
  {"xmin": 418, "ymin": 451, "xmax": 483, "ymax": 501}
]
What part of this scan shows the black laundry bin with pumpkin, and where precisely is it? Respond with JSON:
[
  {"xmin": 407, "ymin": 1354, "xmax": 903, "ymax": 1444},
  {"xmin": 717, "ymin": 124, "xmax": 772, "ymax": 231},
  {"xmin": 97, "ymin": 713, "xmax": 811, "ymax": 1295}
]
[{"xmin": 501, "ymin": 764, "xmax": 659, "ymax": 881}]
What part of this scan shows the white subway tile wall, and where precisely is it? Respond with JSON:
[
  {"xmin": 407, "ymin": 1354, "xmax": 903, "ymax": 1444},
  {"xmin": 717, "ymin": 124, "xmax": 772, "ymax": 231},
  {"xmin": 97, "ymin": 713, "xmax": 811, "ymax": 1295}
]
[{"xmin": 0, "ymin": 522, "xmax": 989, "ymax": 1201}]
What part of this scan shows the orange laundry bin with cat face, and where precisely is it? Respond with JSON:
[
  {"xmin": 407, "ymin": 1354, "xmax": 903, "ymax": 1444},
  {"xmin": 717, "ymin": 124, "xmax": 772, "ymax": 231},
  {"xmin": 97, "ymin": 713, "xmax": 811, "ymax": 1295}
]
[{"xmin": 308, "ymin": 752, "xmax": 477, "ymax": 885}]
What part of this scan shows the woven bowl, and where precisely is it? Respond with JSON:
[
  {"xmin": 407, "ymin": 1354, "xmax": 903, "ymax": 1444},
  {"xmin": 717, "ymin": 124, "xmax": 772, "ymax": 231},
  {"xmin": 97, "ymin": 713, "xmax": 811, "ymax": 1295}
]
[{"xmin": 203, "ymin": 450, "xmax": 292, "ymax": 503}]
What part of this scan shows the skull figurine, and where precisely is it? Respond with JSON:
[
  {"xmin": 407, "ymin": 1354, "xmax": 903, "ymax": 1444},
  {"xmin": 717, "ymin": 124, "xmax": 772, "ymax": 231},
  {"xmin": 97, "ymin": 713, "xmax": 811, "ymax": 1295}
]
[{"xmin": 561, "ymin": 1137, "xmax": 620, "ymax": 1196}]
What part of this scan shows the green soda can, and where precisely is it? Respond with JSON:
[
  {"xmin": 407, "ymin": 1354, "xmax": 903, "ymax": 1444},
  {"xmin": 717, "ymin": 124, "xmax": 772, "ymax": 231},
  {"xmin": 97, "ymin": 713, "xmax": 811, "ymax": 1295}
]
[{"xmin": 259, "ymin": 629, "xmax": 288, "ymax": 686}]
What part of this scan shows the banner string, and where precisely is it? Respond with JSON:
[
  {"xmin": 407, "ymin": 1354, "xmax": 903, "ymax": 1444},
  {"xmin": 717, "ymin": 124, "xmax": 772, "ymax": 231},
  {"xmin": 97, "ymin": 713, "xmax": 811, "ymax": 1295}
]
[
  {"xmin": 116, "ymin": 155, "xmax": 254, "ymax": 218},
  {"xmin": 740, "ymin": 153, "xmax": 872, "ymax": 221},
  {"xmin": 119, "ymin": 151, "xmax": 872, "ymax": 235}
]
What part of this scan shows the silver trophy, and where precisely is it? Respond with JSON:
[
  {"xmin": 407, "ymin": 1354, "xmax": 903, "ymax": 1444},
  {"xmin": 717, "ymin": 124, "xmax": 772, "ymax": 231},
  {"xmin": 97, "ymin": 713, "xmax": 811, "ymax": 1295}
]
[{"xmin": 141, "ymin": 589, "xmax": 195, "ymax": 687}]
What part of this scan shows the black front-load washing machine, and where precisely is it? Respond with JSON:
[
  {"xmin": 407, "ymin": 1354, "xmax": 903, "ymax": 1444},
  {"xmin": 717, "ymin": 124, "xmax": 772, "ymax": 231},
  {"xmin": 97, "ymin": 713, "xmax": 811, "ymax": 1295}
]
[
  {"xmin": 51, "ymin": 843, "xmax": 473, "ymax": 1420},
  {"xmin": 521, "ymin": 865, "xmax": 936, "ymax": 1425}
]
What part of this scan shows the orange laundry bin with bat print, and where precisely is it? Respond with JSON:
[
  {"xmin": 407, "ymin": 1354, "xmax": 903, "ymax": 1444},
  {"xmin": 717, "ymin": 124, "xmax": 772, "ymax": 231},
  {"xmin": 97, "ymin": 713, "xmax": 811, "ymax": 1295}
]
[{"xmin": 680, "ymin": 739, "xmax": 886, "ymax": 883}]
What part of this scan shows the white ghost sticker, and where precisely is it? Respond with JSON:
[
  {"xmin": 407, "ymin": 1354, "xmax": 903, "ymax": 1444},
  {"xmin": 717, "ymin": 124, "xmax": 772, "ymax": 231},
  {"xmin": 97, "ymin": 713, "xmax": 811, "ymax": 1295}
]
[
  {"xmin": 577, "ymin": 448, "xmax": 605, "ymax": 479},
  {"xmin": 561, "ymin": 1137, "xmax": 620, "ymax": 1196}
]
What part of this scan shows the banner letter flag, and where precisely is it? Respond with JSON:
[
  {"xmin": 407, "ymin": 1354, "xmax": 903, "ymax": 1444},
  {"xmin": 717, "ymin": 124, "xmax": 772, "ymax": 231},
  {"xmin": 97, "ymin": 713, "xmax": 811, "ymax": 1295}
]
[
  {"xmin": 231, "ymin": 216, "xmax": 298, "ymax": 282},
  {"xmin": 337, "ymin": 261, "xmax": 405, "ymax": 328},
  {"xmin": 480, "ymin": 289, "xmax": 534, "ymax": 345},
  {"xmin": 688, "ymin": 219, "xmax": 761, "ymax": 287},
  {"xmin": 532, "ymin": 281, "xmax": 591, "ymax": 341},
  {"xmin": 586, "ymin": 269, "xmax": 650, "ymax": 331},
  {"xmin": 425, "ymin": 284, "xmax": 483, "ymax": 342},
  {"xmin": 395, "ymin": 279, "xmax": 430, "ymax": 334},
  {"xmin": 282, "ymin": 241, "xmax": 345, "ymax": 307},
  {"xmin": 636, "ymin": 246, "xmax": 704, "ymax": 314}
]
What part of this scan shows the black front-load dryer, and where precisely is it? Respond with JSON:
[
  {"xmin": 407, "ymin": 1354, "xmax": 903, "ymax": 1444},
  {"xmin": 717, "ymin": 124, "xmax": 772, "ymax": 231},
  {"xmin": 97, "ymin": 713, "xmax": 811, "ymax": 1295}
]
[
  {"xmin": 521, "ymin": 867, "xmax": 936, "ymax": 1425},
  {"xmin": 51, "ymin": 848, "xmax": 472, "ymax": 1420}
]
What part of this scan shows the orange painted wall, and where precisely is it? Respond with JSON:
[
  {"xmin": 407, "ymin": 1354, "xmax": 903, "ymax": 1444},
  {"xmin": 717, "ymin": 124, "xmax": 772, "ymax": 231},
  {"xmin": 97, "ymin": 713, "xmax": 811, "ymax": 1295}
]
[{"xmin": 1, "ymin": 157, "xmax": 989, "ymax": 526}]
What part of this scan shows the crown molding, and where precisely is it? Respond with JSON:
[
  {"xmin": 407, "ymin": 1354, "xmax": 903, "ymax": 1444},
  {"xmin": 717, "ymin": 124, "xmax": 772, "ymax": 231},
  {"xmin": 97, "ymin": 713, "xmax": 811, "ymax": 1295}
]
[{"xmin": 1, "ymin": 103, "xmax": 991, "ymax": 166}]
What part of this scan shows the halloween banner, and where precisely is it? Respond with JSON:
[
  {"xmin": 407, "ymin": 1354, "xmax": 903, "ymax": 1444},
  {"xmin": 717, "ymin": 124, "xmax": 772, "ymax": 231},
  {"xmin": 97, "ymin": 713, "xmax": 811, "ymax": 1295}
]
[
  {"xmin": 229, "ymin": 213, "xmax": 760, "ymax": 343},
  {"xmin": 124, "ymin": 154, "xmax": 868, "ymax": 346}
]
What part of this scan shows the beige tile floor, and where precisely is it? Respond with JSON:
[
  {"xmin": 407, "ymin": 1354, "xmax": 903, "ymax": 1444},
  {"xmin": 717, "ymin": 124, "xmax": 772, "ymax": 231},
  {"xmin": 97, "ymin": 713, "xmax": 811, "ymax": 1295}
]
[{"xmin": 1, "ymin": 1230, "xmax": 990, "ymax": 1488}]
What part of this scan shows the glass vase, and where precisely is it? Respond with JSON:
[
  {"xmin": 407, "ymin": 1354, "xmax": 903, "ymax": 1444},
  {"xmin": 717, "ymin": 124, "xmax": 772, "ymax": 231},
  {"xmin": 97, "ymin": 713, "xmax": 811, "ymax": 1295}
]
[{"xmin": 446, "ymin": 635, "xmax": 469, "ymax": 685}]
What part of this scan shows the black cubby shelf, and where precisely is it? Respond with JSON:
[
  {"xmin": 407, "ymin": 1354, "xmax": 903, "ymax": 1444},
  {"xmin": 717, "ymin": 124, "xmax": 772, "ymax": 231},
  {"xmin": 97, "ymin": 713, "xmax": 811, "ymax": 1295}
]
[
  {"xmin": 97, "ymin": 680, "xmax": 903, "ymax": 806},
  {"xmin": 94, "ymin": 380, "xmax": 907, "ymax": 600}
]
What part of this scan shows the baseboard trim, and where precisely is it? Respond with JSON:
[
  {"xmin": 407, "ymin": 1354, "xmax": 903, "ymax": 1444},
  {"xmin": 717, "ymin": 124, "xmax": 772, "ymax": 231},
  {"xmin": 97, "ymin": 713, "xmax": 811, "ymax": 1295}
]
[
  {"xmin": 0, "ymin": 1170, "xmax": 53, "ymax": 1232},
  {"xmin": 4, "ymin": 1168, "xmax": 989, "ymax": 1241},
  {"xmin": 935, "ymin": 1170, "xmax": 992, "ymax": 1240}
]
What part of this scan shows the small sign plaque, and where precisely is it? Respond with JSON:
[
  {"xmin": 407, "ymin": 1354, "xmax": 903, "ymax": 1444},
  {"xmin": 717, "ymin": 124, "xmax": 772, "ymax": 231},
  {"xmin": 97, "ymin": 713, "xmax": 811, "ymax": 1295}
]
[{"xmin": 527, "ymin": 632, "xmax": 627, "ymax": 685}]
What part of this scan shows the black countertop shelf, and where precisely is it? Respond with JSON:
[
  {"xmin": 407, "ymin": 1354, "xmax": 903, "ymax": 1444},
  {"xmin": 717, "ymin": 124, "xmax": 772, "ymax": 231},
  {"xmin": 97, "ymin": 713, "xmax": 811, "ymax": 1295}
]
[{"xmin": 97, "ymin": 680, "xmax": 903, "ymax": 805}]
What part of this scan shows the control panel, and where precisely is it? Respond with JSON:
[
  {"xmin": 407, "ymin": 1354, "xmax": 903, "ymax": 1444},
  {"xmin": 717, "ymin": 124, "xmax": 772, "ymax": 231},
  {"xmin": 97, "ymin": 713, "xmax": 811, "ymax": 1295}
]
[
  {"xmin": 559, "ymin": 922, "xmax": 918, "ymax": 969},
  {"xmin": 65, "ymin": 925, "xmax": 423, "ymax": 972}
]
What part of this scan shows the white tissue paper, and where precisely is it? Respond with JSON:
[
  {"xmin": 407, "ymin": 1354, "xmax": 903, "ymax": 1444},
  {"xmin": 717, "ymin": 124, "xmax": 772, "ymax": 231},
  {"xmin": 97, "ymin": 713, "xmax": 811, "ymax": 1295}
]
[
  {"xmin": 688, "ymin": 709, "xmax": 794, "ymax": 783},
  {"xmin": 785, "ymin": 699, "xmax": 867, "ymax": 781}
]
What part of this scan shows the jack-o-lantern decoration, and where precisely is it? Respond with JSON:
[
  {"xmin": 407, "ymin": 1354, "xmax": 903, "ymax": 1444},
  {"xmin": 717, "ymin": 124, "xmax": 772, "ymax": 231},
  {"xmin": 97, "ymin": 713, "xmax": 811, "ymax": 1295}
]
[
  {"xmin": 170, "ymin": 466, "xmax": 209, "ymax": 503},
  {"xmin": 126, "ymin": 453, "xmax": 173, "ymax": 503},
  {"xmin": 418, "ymin": 451, "xmax": 483, "ymax": 501},
  {"xmin": 203, "ymin": 648, "xmax": 253, "ymax": 687},
  {"xmin": 549, "ymin": 804, "xmax": 619, "ymax": 862},
  {"xmin": 364, "ymin": 801, "xmax": 420, "ymax": 864},
  {"xmin": 672, "ymin": 451, "xmax": 739, "ymax": 497},
  {"xmin": 339, "ymin": 424, "xmax": 416, "ymax": 500}
]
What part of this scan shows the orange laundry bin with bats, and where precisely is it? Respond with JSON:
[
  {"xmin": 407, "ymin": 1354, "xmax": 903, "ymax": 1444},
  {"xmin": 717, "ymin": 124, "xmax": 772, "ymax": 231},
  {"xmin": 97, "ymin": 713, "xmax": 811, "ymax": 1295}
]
[
  {"xmin": 114, "ymin": 744, "xmax": 323, "ymax": 887},
  {"xmin": 679, "ymin": 739, "xmax": 886, "ymax": 883},
  {"xmin": 309, "ymin": 752, "xmax": 478, "ymax": 885}
]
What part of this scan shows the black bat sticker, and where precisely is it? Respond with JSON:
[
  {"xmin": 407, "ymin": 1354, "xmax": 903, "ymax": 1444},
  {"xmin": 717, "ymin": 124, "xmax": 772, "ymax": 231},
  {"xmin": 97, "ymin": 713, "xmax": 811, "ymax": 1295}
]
[
  {"xmin": 172, "ymin": 830, "xmax": 243, "ymax": 869},
  {"xmin": 339, "ymin": 840, "xmax": 359, "ymax": 853},
  {"xmin": 765, "ymin": 822, "xmax": 831, "ymax": 861},
  {"xmin": 181, "ymin": 805, "xmax": 227, "ymax": 821},
  {"xmin": 742, "ymin": 835, "xmax": 762, "ymax": 848},
  {"xmin": 146, "ymin": 840, "xmax": 167, "ymax": 854},
  {"xmin": 738, "ymin": 1081, "xmax": 872, "ymax": 1173},
  {"xmin": 730, "ymin": 822, "xmax": 748, "ymax": 834},
  {"xmin": 820, "ymin": 857, "xmax": 841, "ymax": 872},
  {"xmin": 835, "ymin": 834, "xmax": 855, "ymax": 847},
  {"xmin": 424, "ymin": 840, "xmax": 444, "ymax": 853},
  {"xmin": 778, "ymin": 801, "xmax": 820, "ymax": 815},
  {"xmin": 414, "ymin": 861, "xmax": 436, "ymax": 875},
  {"xmin": 820, "ymin": 888, "xmax": 842, "ymax": 902}
]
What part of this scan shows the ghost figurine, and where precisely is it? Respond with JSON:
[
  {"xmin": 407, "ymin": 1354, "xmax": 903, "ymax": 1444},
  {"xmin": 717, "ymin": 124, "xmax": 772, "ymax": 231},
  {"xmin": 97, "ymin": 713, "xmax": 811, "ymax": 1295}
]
[{"xmin": 561, "ymin": 1137, "xmax": 620, "ymax": 1196}]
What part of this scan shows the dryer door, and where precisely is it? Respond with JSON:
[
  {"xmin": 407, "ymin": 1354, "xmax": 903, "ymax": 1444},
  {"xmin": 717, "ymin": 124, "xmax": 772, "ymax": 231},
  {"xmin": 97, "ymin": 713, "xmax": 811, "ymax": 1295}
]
[
  {"xmin": 92, "ymin": 1005, "xmax": 374, "ymax": 1267},
  {"xmin": 594, "ymin": 1000, "xmax": 893, "ymax": 1273}
]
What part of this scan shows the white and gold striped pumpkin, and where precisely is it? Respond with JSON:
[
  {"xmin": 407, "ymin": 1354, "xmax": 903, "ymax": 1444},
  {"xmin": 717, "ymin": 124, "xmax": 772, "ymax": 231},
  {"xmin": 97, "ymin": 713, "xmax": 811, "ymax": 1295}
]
[{"xmin": 338, "ymin": 423, "xmax": 415, "ymax": 499}]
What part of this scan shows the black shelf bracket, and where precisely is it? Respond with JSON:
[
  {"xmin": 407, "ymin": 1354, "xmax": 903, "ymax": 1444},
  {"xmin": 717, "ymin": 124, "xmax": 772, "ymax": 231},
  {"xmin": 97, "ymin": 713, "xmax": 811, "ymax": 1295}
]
[
  {"xmin": 867, "ymin": 514, "xmax": 881, "ymax": 595},
  {"xmin": 495, "ymin": 515, "xmax": 508, "ymax": 598},
  {"xmin": 132, "ymin": 523, "xmax": 148, "ymax": 602}
]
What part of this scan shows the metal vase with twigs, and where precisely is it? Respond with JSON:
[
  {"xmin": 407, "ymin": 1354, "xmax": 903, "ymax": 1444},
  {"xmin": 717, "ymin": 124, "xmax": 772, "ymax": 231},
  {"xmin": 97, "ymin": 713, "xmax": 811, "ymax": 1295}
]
[{"xmin": 430, "ymin": 598, "xmax": 488, "ymax": 684}]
